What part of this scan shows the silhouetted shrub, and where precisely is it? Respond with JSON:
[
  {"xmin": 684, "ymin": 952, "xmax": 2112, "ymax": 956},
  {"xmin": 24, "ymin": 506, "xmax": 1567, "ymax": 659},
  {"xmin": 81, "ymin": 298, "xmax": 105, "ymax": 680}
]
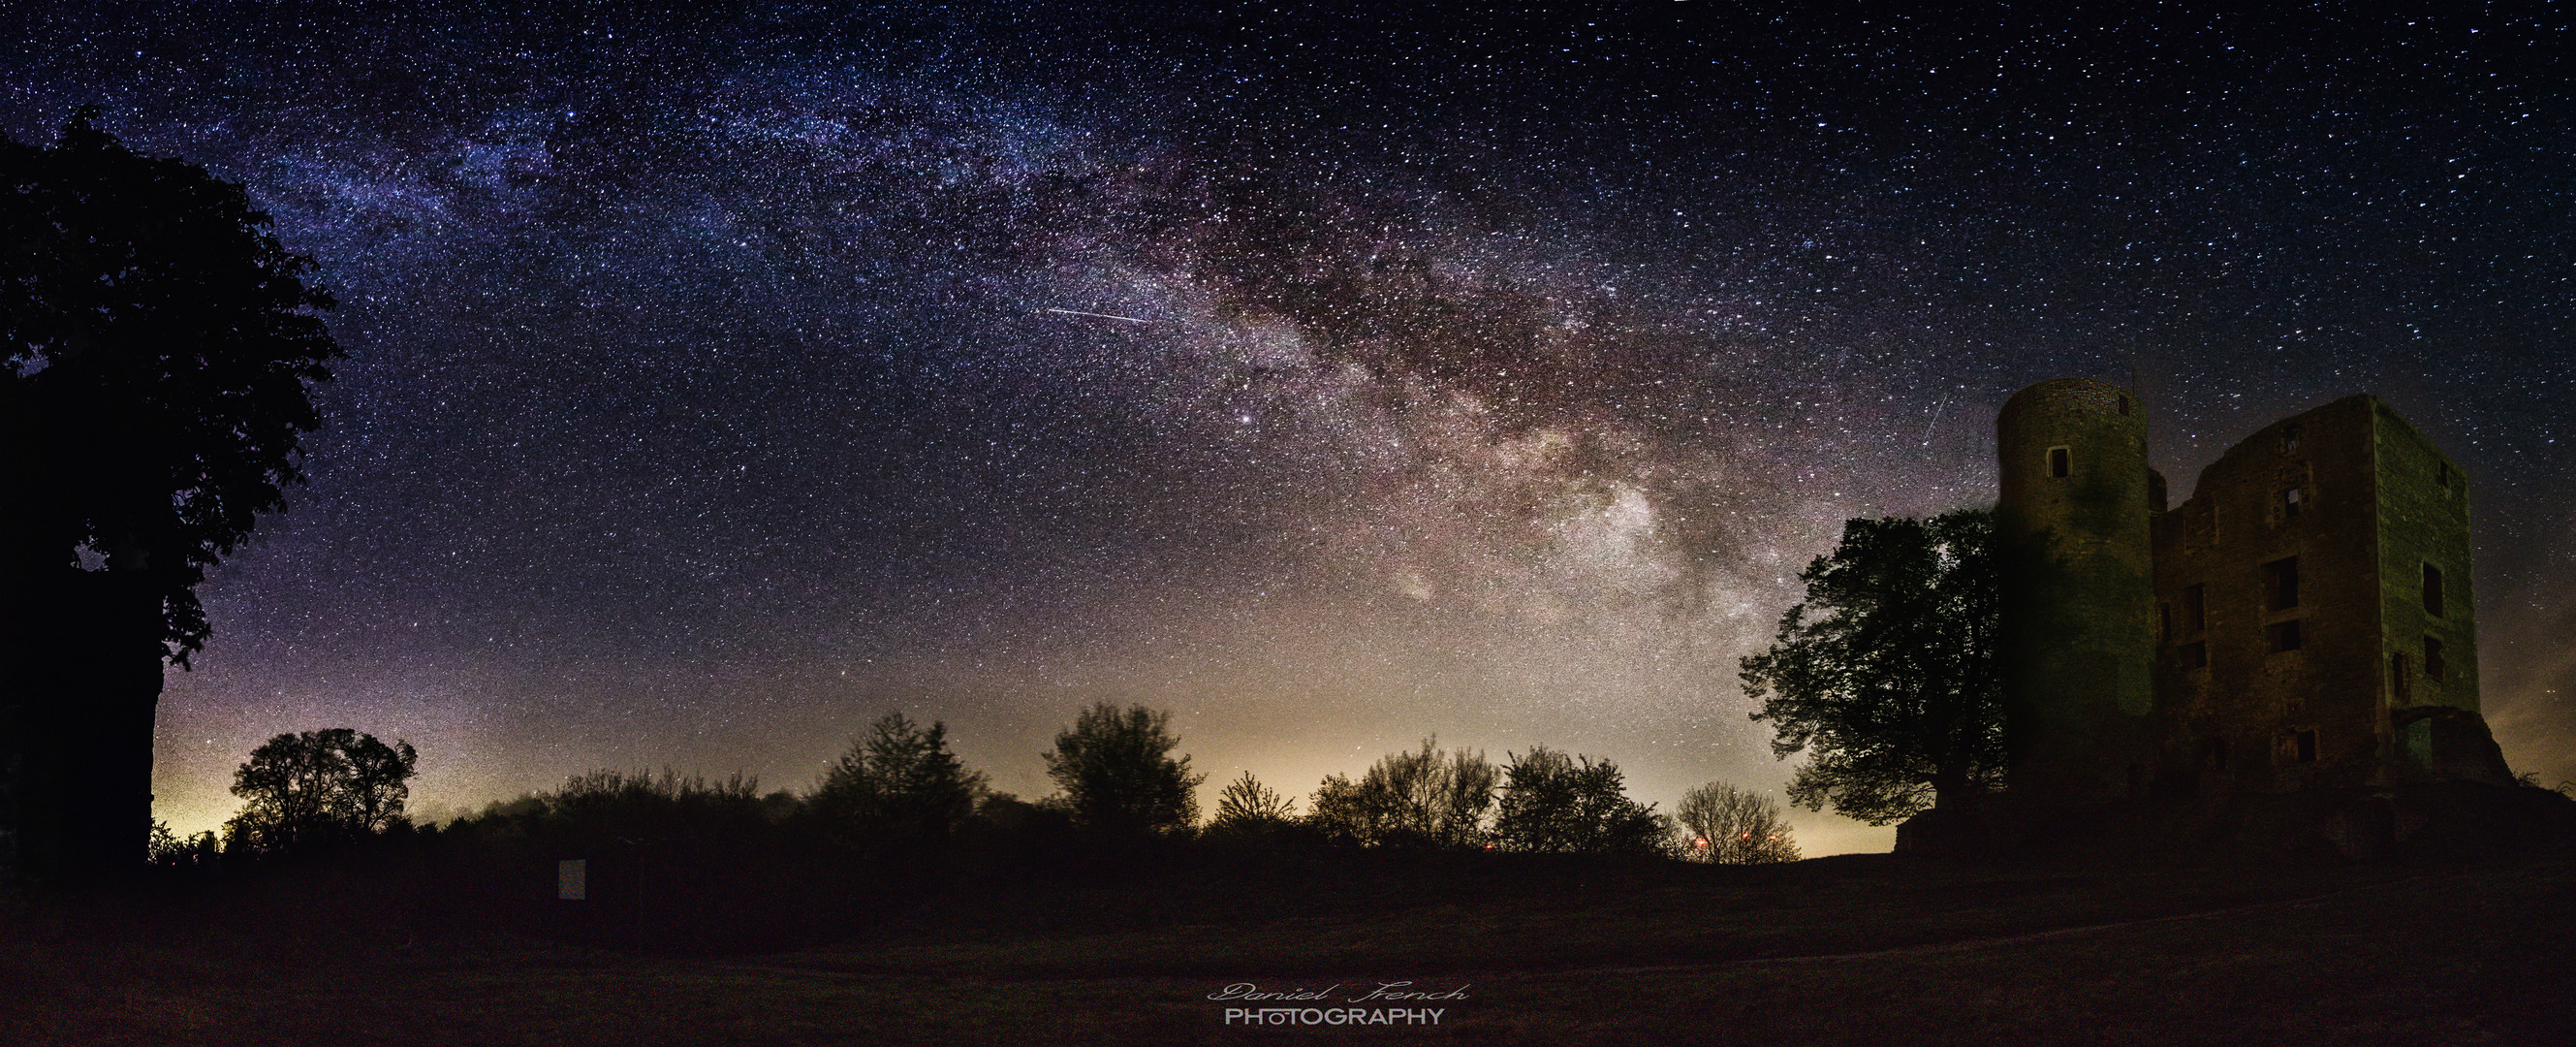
[
  {"xmin": 1212, "ymin": 772, "xmax": 1297, "ymax": 827},
  {"xmin": 145, "ymin": 820, "xmax": 222, "ymax": 870},
  {"xmin": 429, "ymin": 769, "xmax": 840, "ymax": 951}
]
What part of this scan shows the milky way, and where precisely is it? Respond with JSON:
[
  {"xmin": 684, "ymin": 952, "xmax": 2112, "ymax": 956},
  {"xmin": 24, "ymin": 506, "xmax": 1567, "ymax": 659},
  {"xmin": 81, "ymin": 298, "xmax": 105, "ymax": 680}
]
[{"xmin": 6, "ymin": 4, "xmax": 2569, "ymax": 852}]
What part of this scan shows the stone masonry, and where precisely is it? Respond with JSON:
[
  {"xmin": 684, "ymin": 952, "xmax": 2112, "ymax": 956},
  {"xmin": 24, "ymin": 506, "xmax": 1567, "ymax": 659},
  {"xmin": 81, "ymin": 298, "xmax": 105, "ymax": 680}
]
[{"xmin": 1996, "ymin": 379, "xmax": 2512, "ymax": 805}]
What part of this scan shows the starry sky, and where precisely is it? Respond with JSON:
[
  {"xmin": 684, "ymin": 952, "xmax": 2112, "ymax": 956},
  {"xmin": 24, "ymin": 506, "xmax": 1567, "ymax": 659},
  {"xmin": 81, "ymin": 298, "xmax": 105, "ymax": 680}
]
[{"xmin": 5, "ymin": 3, "xmax": 2569, "ymax": 854}]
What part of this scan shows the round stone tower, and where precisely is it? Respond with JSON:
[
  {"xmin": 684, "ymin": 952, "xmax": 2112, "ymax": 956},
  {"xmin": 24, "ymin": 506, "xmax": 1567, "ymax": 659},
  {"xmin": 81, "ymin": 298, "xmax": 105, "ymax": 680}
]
[{"xmin": 1995, "ymin": 378, "xmax": 2157, "ymax": 801}]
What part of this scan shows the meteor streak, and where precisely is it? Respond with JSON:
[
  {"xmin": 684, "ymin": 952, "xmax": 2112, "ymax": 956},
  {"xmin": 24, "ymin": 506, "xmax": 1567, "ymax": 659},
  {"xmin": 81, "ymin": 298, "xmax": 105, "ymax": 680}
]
[
  {"xmin": 1043, "ymin": 307, "xmax": 1149, "ymax": 324},
  {"xmin": 1920, "ymin": 390, "xmax": 1953, "ymax": 446}
]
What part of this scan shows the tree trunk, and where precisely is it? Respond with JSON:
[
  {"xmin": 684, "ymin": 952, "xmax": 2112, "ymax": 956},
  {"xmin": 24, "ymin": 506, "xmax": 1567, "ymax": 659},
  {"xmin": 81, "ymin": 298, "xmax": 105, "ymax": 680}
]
[
  {"xmin": 1929, "ymin": 763, "xmax": 1971, "ymax": 811},
  {"xmin": 0, "ymin": 563, "xmax": 164, "ymax": 885}
]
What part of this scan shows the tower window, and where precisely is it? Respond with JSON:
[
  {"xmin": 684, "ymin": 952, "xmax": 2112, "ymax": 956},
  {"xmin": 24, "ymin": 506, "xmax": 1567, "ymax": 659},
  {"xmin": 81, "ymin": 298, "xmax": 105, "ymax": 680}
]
[
  {"xmin": 2263, "ymin": 556, "xmax": 2300, "ymax": 612},
  {"xmin": 2425, "ymin": 637, "xmax": 2445, "ymax": 681},
  {"xmin": 2182, "ymin": 584, "xmax": 2207, "ymax": 634},
  {"xmin": 2159, "ymin": 603, "xmax": 2172, "ymax": 644},
  {"xmin": 2281, "ymin": 487, "xmax": 2303, "ymax": 519},
  {"xmin": 2181, "ymin": 641, "xmax": 2208, "ymax": 669},
  {"xmin": 2422, "ymin": 564, "xmax": 2444, "ymax": 618},
  {"xmin": 2277, "ymin": 616, "xmax": 2318, "ymax": 650},
  {"xmin": 2294, "ymin": 730, "xmax": 2318, "ymax": 764},
  {"xmin": 2437, "ymin": 461, "xmax": 2453, "ymax": 489},
  {"xmin": 2049, "ymin": 446, "xmax": 2071, "ymax": 478},
  {"xmin": 2267, "ymin": 619, "xmax": 2304, "ymax": 652},
  {"xmin": 2281, "ymin": 425, "xmax": 2301, "ymax": 452},
  {"xmin": 2118, "ymin": 395, "xmax": 2131, "ymax": 416}
]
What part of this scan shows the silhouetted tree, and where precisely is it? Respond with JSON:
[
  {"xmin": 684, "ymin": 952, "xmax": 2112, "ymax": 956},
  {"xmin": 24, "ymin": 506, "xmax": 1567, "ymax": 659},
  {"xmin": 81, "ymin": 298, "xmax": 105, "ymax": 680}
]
[
  {"xmin": 222, "ymin": 729, "xmax": 416, "ymax": 854},
  {"xmin": 1491, "ymin": 746, "xmax": 1669, "ymax": 856},
  {"xmin": 1305, "ymin": 738, "xmax": 1496, "ymax": 848},
  {"xmin": 1740, "ymin": 510, "xmax": 2003, "ymax": 825},
  {"xmin": 1203, "ymin": 772, "xmax": 1305, "ymax": 849},
  {"xmin": 1211, "ymin": 772, "xmax": 1297, "ymax": 828},
  {"xmin": 1674, "ymin": 782, "xmax": 1801, "ymax": 865},
  {"xmin": 1040, "ymin": 703, "xmax": 1205, "ymax": 836},
  {"xmin": 807, "ymin": 712, "xmax": 987, "ymax": 849},
  {"xmin": 2, "ymin": 110, "xmax": 340, "ymax": 877}
]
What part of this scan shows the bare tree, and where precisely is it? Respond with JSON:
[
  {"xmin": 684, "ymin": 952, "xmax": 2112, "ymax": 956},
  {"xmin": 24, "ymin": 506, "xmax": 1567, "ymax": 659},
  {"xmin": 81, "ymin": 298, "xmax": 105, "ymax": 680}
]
[
  {"xmin": 1211, "ymin": 772, "xmax": 1297, "ymax": 828},
  {"xmin": 1674, "ymin": 782, "xmax": 1801, "ymax": 865}
]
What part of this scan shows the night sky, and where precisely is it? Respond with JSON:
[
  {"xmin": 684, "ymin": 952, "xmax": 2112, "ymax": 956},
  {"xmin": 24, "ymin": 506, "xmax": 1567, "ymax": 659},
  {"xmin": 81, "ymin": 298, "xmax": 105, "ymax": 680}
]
[{"xmin": 5, "ymin": 3, "xmax": 2569, "ymax": 854}]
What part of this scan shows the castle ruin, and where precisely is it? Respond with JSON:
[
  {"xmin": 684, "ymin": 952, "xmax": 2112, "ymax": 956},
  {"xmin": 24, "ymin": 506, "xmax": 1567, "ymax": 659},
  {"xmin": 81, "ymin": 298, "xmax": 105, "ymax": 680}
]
[{"xmin": 1993, "ymin": 378, "xmax": 2515, "ymax": 816}]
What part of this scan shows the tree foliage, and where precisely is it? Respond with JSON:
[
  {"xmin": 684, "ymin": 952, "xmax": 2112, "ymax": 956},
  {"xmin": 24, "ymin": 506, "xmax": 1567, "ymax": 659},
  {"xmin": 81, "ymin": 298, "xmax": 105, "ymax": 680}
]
[
  {"xmin": 1040, "ymin": 703, "xmax": 1205, "ymax": 836},
  {"xmin": 2, "ymin": 108, "xmax": 341, "ymax": 664},
  {"xmin": 1305, "ymin": 737, "xmax": 1497, "ymax": 848},
  {"xmin": 807, "ymin": 712, "xmax": 987, "ymax": 848},
  {"xmin": 1674, "ymin": 782, "xmax": 1801, "ymax": 865},
  {"xmin": 1491, "ymin": 746, "xmax": 1670, "ymax": 856},
  {"xmin": 1741, "ymin": 509, "xmax": 2004, "ymax": 825},
  {"xmin": 223, "ymin": 728, "xmax": 417, "ymax": 853}
]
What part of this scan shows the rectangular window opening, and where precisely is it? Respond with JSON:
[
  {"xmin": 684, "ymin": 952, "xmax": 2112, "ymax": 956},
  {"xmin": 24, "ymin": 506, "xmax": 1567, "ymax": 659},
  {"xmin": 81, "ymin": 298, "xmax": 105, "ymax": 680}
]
[
  {"xmin": 2425, "ymin": 637, "xmax": 2445, "ymax": 681},
  {"xmin": 2267, "ymin": 619, "xmax": 2304, "ymax": 652},
  {"xmin": 2181, "ymin": 641, "xmax": 2208, "ymax": 670},
  {"xmin": 2263, "ymin": 556, "xmax": 2300, "ymax": 612},
  {"xmin": 2281, "ymin": 425, "xmax": 2301, "ymax": 452},
  {"xmin": 2281, "ymin": 487, "xmax": 2303, "ymax": 519},
  {"xmin": 2422, "ymin": 564, "xmax": 2444, "ymax": 618},
  {"xmin": 2182, "ymin": 584, "xmax": 2207, "ymax": 634},
  {"xmin": 2437, "ymin": 460, "xmax": 2453, "ymax": 489},
  {"xmin": 2048, "ymin": 446, "xmax": 2071, "ymax": 478},
  {"xmin": 2118, "ymin": 395, "xmax": 2131, "ymax": 416},
  {"xmin": 2159, "ymin": 603, "xmax": 2172, "ymax": 644},
  {"xmin": 2294, "ymin": 730, "xmax": 2318, "ymax": 764}
]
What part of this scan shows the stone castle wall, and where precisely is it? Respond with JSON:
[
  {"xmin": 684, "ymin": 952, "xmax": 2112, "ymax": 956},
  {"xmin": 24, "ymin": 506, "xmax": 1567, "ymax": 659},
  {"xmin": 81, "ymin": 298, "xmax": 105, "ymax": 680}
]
[
  {"xmin": 1995, "ymin": 378, "xmax": 2157, "ymax": 801},
  {"xmin": 2001, "ymin": 383, "xmax": 2498, "ymax": 802}
]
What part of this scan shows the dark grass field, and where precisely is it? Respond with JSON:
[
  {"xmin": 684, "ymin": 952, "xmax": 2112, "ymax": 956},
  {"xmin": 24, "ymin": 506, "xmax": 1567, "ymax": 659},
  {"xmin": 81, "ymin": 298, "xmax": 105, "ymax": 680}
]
[{"xmin": 5, "ymin": 842, "xmax": 2572, "ymax": 1045}]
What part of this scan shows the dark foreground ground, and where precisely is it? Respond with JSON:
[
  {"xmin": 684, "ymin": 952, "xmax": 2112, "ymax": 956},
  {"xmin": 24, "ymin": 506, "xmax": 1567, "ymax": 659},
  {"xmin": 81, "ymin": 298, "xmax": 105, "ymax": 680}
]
[{"xmin": 5, "ymin": 841, "xmax": 2572, "ymax": 1046}]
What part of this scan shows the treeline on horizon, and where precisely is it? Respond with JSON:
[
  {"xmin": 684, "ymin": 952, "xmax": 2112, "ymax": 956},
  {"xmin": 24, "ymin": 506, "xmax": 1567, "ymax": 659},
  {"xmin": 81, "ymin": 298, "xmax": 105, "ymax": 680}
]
[
  {"xmin": 131, "ymin": 704, "xmax": 1799, "ymax": 948},
  {"xmin": 163, "ymin": 702, "xmax": 1802, "ymax": 865}
]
